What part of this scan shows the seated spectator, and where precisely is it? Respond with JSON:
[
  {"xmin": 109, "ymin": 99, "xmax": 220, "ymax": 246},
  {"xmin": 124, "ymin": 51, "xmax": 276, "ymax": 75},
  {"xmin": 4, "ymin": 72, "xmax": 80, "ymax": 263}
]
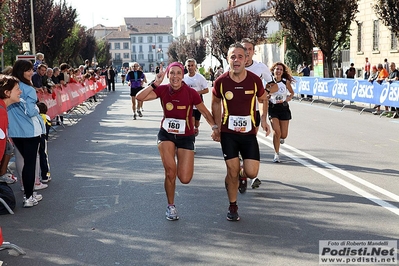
[
  {"xmin": 368, "ymin": 65, "xmax": 378, "ymax": 82},
  {"xmin": 386, "ymin": 62, "xmax": 399, "ymax": 118},
  {"xmin": 373, "ymin": 63, "xmax": 390, "ymax": 115}
]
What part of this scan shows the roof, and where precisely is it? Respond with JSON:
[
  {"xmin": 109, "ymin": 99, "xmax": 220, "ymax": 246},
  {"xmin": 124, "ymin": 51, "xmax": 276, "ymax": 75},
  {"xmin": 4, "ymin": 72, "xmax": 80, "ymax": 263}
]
[
  {"xmin": 106, "ymin": 30, "xmax": 131, "ymax": 40},
  {"xmin": 124, "ymin": 17, "xmax": 173, "ymax": 34}
]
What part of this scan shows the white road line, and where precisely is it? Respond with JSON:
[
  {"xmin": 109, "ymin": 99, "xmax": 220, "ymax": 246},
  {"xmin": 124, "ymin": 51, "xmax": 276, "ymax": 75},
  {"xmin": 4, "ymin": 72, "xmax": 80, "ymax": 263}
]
[{"xmin": 257, "ymin": 136, "xmax": 399, "ymax": 216}]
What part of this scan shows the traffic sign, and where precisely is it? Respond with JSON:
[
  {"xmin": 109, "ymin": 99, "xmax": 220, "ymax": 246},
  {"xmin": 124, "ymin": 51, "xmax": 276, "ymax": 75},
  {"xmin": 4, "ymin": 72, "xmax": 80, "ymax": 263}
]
[{"xmin": 16, "ymin": 55, "xmax": 36, "ymax": 61}]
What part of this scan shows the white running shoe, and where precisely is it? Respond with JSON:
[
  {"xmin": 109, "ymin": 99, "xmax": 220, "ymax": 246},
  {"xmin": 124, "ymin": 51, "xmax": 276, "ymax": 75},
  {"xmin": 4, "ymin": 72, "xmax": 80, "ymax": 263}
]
[
  {"xmin": 165, "ymin": 205, "xmax": 179, "ymax": 221},
  {"xmin": 23, "ymin": 196, "xmax": 38, "ymax": 208},
  {"xmin": 280, "ymin": 138, "xmax": 285, "ymax": 144},
  {"xmin": 34, "ymin": 183, "xmax": 48, "ymax": 190},
  {"xmin": 273, "ymin": 153, "xmax": 281, "ymax": 163}
]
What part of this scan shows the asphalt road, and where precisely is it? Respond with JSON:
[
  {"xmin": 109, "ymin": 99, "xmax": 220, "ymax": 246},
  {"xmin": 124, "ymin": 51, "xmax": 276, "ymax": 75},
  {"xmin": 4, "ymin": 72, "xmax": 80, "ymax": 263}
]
[{"xmin": 1, "ymin": 74, "xmax": 398, "ymax": 266}]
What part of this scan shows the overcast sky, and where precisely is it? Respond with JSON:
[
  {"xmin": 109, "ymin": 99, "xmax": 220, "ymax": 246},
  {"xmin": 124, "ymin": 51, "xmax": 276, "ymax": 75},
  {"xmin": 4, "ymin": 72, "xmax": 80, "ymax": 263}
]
[{"xmin": 65, "ymin": 0, "xmax": 175, "ymax": 28}]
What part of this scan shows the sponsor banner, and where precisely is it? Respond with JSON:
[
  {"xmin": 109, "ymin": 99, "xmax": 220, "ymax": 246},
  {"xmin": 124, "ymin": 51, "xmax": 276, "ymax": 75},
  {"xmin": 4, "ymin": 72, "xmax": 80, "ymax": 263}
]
[
  {"xmin": 319, "ymin": 240, "xmax": 397, "ymax": 265},
  {"xmin": 37, "ymin": 77, "xmax": 106, "ymax": 119},
  {"xmin": 292, "ymin": 77, "xmax": 399, "ymax": 108}
]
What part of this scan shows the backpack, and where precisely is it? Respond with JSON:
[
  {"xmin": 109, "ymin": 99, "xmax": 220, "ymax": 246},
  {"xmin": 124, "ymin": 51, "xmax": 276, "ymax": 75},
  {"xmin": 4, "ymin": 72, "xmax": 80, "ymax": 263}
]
[{"xmin": 0, "ymin": 183, "xmax": 16, "ymax": 215}]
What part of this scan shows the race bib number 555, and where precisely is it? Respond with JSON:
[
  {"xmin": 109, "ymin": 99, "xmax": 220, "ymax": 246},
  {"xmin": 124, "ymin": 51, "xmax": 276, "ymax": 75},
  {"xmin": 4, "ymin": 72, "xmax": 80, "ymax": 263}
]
[{"xmin": 228, "ymin": 115, "xmax": 252, "ymax": 133}]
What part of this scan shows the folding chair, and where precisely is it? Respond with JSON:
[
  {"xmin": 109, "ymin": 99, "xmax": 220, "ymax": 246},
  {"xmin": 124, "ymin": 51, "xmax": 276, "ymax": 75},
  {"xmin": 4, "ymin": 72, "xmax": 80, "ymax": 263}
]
[{"xmin": 0, "ymin": 227, "xmax": 26, "ymax": 255}]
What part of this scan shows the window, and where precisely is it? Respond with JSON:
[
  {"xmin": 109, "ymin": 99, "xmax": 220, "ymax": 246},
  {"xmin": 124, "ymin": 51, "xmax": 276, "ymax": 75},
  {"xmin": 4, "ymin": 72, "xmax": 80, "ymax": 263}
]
[
  {"xmin": 131, "ymin": 54, "xmax": 136, "ymax": 61},
  {"xmin": 132, "ymin": 46, "xmax": 136, "ymax": 53},
  {"xmin": 148, "ymin": 36, "xmax": 153, "ymax": 43},
  {"xmin": 157, "ymin": 52, "xmax": 163, "ymax": 61},
  {"xmin": 138, "ymin": 36, "xmax": 143, "ymax": 43},
  {"xmin": 149, "ymin": 44, "xmax": 153, "ymax": 52},
  {"xmin": 123, "ymin": 53, "xmax": 129, "ymax": 59},
  {"xmin": 131, "ymin": 37, "xmax": 136, "ymax": 43},
  {"xmin": 123, "ymin": 42, "xmax": 129, "ymax": 49},
  {"xmin": 157, "ymin": 36, "xmax": 163, "ymax": 43},
  {"xmin": 168, "ymin": 35, "xmax": 173, "ymax": 42},
  {"xmin": 148, "ymin": 54, "xmax": 154, "ymax": 62},
  {"xmin": 114, "ymin": 43, "xmax": 120, "ymax": 50},
  {"xmin": 138, "ymin": 54, "xmax": 144, "ymax": 60},
  {"xmin": 139, "ymin": 45, "xmax": 143, "ymax": 53},
  {"xmin": 115, "ymin": 53, "xmax": 121, "ymax": 60},
  {"xmin": 372, "ymin": 20, "xmax": 379, "ymax": 51},
  {"xmin": 357, "ymin": 22, "xmax": 362, "ymax": 52},
  {"xmin": 391, "ymin": 31, "xmax": 398, "ymax": 51}
]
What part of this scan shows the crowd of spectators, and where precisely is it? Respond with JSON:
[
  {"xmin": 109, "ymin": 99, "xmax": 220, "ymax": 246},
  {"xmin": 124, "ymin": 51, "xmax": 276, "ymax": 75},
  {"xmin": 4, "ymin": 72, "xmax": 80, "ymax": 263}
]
[{"xmin": 0, "ymin": 52, "xmax": 112, "ymax": 211}]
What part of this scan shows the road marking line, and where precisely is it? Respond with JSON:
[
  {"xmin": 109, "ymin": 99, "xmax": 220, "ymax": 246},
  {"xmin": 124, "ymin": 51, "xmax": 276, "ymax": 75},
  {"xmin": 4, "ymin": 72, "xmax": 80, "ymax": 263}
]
[{"xmin": 257, "ymin": 136, "xmax": 399, "ymax": 216}]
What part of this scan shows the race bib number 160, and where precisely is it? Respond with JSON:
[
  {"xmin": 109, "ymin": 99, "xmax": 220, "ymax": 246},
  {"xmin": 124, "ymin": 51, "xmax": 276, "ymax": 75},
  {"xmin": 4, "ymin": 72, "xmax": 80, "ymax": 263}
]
[
  {"xmin": 162, "ymin": 118, "xmax": 186, "ymax": 134},
  {"xmin": 228, "ymin": 115, "xmax": 252, "ymax": 133}
]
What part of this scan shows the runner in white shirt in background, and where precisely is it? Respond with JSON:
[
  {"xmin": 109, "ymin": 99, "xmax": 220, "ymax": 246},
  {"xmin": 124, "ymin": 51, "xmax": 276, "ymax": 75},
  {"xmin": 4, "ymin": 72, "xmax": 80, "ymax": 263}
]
[
  {"xmin": 183, "ymin": 58, "xmax": 209, "ymax": 152},
  {"xmin": 239, "ymin": 38, "xmax": 278, "ymax": 191}
]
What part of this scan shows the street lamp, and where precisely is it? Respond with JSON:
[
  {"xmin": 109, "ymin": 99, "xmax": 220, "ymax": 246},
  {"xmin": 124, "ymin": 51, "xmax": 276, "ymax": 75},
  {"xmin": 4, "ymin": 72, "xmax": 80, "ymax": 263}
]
[{"xmin": 30, "ymin": 0, "xmax": 36, "ymax": 55}]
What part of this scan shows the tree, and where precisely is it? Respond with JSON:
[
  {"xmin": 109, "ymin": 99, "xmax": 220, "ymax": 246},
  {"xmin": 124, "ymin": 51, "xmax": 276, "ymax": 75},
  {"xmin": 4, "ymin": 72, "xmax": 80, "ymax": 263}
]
[
  {"xmin": 96, "ymin": 39, "xmax": 111, "ymax": 67},
  {"xmin": 374, "ymin": 0, "xmax": 399, "ymax": 35},
  {"xmin": 167, "ymin": 36, "xmax": 207, "ymax": 64},
  {"xmin": 210, "ymin": 7, "xmax": 269, "ymax": 67},
  {"xmin": 272, "ymin": 0, "xmax": 313, "ymax": 63},
  {"xmin": 79, "ymin": 30, "xmax": 97, "ymax": 65},
  {"xmin": 272, "ymin": 0, "xmax": 358, "ymax": 77},
  {"xmin": 56, "ymin": 24, "xmax": 88, "ymax": 66},
  {"xmin": 6, "ymin": 0, "xmax": 76, "ymax": 66}
]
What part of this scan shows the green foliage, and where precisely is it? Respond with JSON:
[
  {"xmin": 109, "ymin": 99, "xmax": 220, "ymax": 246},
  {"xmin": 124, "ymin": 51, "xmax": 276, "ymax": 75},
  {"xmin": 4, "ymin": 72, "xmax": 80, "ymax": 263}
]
[
  {"xmin": 210, "ymin": 7, "xmax": 269, "ymax": 67},
  {"xmin": 79, "ymin": 31, "xmax": 96, "ymax": 66},
  {"xmin": 284, "ymin": 49, "xmax": 302, "ymax": 73},
  {"xmin": 272, "ymin": 0, "xmax": 358, "ymax": 77},
  {"xmin": 96, "ymin": 39, "xmax": 111, "ymax": 67},
  {"xmin": 374, "ymin": 0, "xmax": 399, "ymax": 36},
  {"xmin": 167, "ymin": 35, "xmax": 207, "ymax": 64},
  {"xmin": 5, "ymin": 0, "xmax": 77, "ymax": 66},
  {"xmin": 56, "ymin": 24, "xmax": 87, "ymax": 66}
]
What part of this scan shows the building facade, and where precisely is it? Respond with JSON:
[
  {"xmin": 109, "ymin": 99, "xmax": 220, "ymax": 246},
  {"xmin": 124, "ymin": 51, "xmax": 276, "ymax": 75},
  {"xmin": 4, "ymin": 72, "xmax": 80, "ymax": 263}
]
[{"xmin": 349, "ymin": 0, "xmax": 399, "ymax": 77}]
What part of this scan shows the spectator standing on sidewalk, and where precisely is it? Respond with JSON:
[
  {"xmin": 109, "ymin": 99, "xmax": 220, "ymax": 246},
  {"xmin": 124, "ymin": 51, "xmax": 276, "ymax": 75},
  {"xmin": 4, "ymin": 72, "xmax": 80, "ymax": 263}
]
[
  {"xmin": 0, "ymin": 75, "xmax": 21, "ymax": 184},
  {"xmin": 364, "ymin": 57, "xmax": 371, "ymax": 79},
  {"xmin": 36, "ymin": 102, "xmax": 51, "ymax": 183},
  {"xmin": 345, "ymin": 63, "xmax": 356, "ymax": 78},
  {"xmin": 107, "ymin": 66, "xmax": 115, "ymax": 92},
  {"xmin": 299, "ymin": 62, "xmax": 312, "ymax": 100},
  {"xmin": 9, "ymin": 60, "xmax": 45, "ymax": 207},
  {"xmin": 136, "ymin": 62, "xmax": 218, "ymax": 221},
  {"xmin": 211, "ymin": 43, "xmax": 271, "ymax": 221}
]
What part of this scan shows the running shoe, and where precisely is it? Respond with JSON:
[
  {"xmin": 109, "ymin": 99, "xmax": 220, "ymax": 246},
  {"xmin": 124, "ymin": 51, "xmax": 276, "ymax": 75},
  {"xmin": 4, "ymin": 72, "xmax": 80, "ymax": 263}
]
[
  {"xmin": 238, "ymin": 166, "xmax": 247, "ymax": 194},
  {"xmin": 34, "ymin": 183, "xmax": 48, "ymax": 190},
  {"xmin": 23, "ymin": 196, "xmax": 39, "ymax": 208},
  {"xmin": 227, "ymin": 205, "xmax": 240, "ymax": 221},
  {"xmin": 280, "ymin": 138, "xmax": 285, "ymax": 144},
  {"xmin": 138, "ymin": 110, "xmax": 143, "ymax": 117},
  {"xmin": 0, "ymin": 173, "xmax": 17, "ymax": 184},
  {"xmin": 251, "ymin": 177, "xmax": 262, "ymax": 189},
  {"xmin": 133, "ymin": 113, "xmax": 137, "ymax": 120},
  {"xmin": 273, "ymin": 153, "xmax": 281, "ymax": 163},
  {"xmin": 165, "ymin": 205, "xmax": 179, "ymax": 221}
]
